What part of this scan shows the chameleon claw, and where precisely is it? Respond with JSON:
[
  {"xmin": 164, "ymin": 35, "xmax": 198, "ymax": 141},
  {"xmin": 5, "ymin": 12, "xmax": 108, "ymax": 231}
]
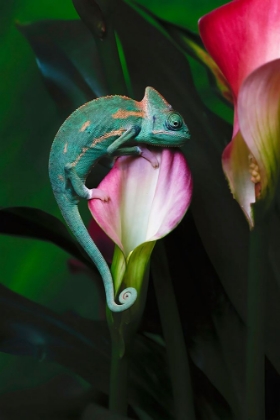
[
  {"xmin": 138, "ymin": 146, "xmax": 159, "ymax": 168},
  {"xmin": 151, "ymin": 160, "xmax": 160, "ymax": 169},
  {"xmin": 88, "ymin": 188, "xmax": 110, "ymax": 202}
]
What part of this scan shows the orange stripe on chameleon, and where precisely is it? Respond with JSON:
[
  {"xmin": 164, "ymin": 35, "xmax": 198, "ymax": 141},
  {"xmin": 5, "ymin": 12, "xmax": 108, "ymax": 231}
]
[
  {"xmin": 112, "ymin": 110, "xmax": 144, "ymax": 119},
  {"xmin": 72, "ymin": 129, "xmax": 125, "ymax": 166},
  {"xmin": 79, "ymin": 120, "xmax": 91, "ymax": 132},
  {"xmin": 89, "ymin": 129, "xmax": 125, "ymax": 147}
]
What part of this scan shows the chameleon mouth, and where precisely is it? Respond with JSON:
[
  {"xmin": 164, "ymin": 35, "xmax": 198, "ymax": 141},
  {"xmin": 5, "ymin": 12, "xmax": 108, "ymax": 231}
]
[
  {"xmin": 151, "ymin": 130, "xmax": 190, "ymax": 147},
  {"xmin": 152, "ymin": 130, "xmax": 189, "ymax": 137}
]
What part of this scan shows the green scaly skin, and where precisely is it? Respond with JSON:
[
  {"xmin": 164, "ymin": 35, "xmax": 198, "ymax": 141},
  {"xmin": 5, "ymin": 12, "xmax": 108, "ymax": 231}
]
[{"xmin": 49, "ymin": 87, "xmax": 190, "ymax": 312}]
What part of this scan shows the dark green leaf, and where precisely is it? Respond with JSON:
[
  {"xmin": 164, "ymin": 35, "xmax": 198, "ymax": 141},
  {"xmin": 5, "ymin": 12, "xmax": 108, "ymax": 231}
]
[
  {"xmin": 151, "ymin": 238, "xmax": 234, "ymax": 419},
  {"xmin": 0, "ymin": 374, "xmax": 92, "ymax": 420},
  {"xmin": 72, "ymin": 0, "xmax": 106, "ymax": 39},
  {"xmin": 0, "ymin": 283, "xmax": 172, "ymax": 419},
  {"xmin": 17, "ymin": 20, "xmax": 109, "ymax": 114},
  {"xmin": 0, "ymin": 207, "xmax": 91, "ymax": 267},
  {"xmin": 160, "ymin": 216, "xmax": 241, "ymax": 419},
  {"xmin": 127, "ymin": 1, "xmax": 232, "ymax": 104},
  {"xmin": 0, "ymin": 281, "xmax": 243, "ymax": 419},
  {"xmin": 72, "ymin": 0, "xmax": 129, "ymax": 95},
  {"xmin": 161, "ymin": 212, "xmax": 280, "ymax": 418},
  {"xmin": 263, "ymin": 210, "xmax": 280, "ymax": 376},
  {"xmin": 82, "ymin": 404, "xmax": 135, "ymax": 420}
]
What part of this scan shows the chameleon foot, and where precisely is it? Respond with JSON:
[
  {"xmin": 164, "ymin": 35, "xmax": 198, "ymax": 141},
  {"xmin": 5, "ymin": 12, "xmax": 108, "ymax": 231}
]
[
  {"xmin": 88, "ymin": 188, "xmax": 110, "ymax": 201},
  {"xmin": 138, "ymin": 146, "xmax": 159, "ymax": 168}
]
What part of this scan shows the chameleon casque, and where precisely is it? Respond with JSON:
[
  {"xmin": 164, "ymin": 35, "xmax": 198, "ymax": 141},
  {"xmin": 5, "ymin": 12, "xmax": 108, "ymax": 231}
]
[{"xmin": 49, "ymin": 87, "xmax": 190, "ymax": 312}]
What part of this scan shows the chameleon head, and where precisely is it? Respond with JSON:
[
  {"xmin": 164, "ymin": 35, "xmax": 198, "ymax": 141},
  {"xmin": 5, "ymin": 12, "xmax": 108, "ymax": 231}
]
[{"xmin": 137, "ymin": 87, "xmax": 190, "ymax": 147}]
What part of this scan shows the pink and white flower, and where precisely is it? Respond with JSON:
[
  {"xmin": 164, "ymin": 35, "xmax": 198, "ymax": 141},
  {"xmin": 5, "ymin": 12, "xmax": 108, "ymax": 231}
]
[
  {"xmin": 199, "ymin": 0, "xmax": 280, "ymax": 227},
  {"xmin": 88, "ymin": 148, "xmax": 192, "ymax": 301}
]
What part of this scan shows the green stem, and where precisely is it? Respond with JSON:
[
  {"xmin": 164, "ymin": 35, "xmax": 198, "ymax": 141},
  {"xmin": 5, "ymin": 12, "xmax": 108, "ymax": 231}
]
[
  {"xmin": 151, "ymin": 241, "xmax": 196, "ymax": 420},
  {"xmin": 108, "ymin": 258, "xmax": 151, "ymax": 416},
  {"xmin": 244, "ymin": 215, "xmax": 268, "ymax": 420},
  {"xmin": 109, "ymin": 341, "xmax": 129, "ymax": 415}
]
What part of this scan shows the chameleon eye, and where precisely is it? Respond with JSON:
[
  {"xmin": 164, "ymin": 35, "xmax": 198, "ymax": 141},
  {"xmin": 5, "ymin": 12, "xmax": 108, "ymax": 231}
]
[{"xmin": 166, "ymin": 112, "xmax": 183, "ymax": 131}]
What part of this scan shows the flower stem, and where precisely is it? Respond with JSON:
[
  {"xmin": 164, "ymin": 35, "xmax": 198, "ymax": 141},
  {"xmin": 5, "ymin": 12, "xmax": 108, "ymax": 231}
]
[
  {"xmin": 109, "ymin": 341, "xmax": 129, "ymax": 415},
  {"xmin": 151, "ymin": 241, "xmax": 196, "ymax": 420},
  {"xmin": 244, "ymin": 214, "xmax": 268, "ymax": 420},
  {"xmin": 108, "ymin": 248, "xmax": 152, "ymax": 416}
]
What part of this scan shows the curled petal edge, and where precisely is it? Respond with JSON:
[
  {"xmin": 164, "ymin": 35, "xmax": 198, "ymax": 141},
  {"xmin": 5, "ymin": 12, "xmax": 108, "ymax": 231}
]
[
  {"xmin": 237, "ymin": 59, "xmax": 280, "ymax": 208},
  {"xmin": 222, "ymin": 131, "xmax": 256, "ymax": 228}
]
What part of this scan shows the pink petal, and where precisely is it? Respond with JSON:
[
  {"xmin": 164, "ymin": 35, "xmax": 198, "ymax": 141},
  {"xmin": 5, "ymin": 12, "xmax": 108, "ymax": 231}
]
[
  {"xmin": 199, "ymin": 0, "xmax": 280, "ymax": 101},
  {"xmin": 222, "ymin": 131, "xmax": 256, "ymax": 227},
  {"xmin": 88, "ymin": 149, "xmax": 192, "ymax": 257},
  {"xmin": 200, "ymin": 0, "xmax": 280, "ymax": 225},
  {"xmin": 237, "ymin": 59, "xmax": 280, "ymax": 204},
  {"xmin": 146, "ymin": 149, "xmax": 192, "ymax": 241},
  {"xmin": 67, "ymin": 258, "xmax": 87, "ymax": 274},
  {"xmin": 88, "ymin": 218, "xmax": 114, "ymax": 263}
]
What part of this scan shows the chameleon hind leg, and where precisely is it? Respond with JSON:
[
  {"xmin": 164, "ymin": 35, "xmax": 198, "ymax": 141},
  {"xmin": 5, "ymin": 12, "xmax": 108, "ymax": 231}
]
[{"xmin": 64, "ymin": 163, "xmax": 109, "ymax": 201}]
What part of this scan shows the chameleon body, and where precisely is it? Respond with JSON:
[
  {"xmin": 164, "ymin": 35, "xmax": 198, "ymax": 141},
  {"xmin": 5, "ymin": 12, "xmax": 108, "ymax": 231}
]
[{"xmin": 49, "ymin": 87, "xmax": 190, "ymax": 312}]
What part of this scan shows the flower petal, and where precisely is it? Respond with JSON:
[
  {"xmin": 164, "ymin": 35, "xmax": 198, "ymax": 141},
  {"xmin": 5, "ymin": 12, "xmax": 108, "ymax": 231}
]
[
  {"xmin": 199, "ymin": 0, "xmax": 280, "ymax": 99},
  {"xmin": 237, "ymin": 59, "xmax": 280, "ymax": 205},
  {"xmin": 88, "ymin": 218, "xmax": 114, "ymax": 263},
  {"xmin": 89, "ymin": 151, "xmax": 160, "ymax": 256},
  {"xmin": 88, "ymin": 148, "xmax": 192, "ymax": 257},
  {"xmin": 145, "ymin": 149, "xmax": 192, "ymax": 241},
  {"xmin": 222, "ymin": 131, "xmax": 256, "ymax": 227}
]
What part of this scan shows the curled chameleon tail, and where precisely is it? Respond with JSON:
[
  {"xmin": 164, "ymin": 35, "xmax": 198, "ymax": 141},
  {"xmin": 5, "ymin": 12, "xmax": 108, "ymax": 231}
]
[{"xmin": 55, "ymin": 197, "xmax": 137, "ymax": 312}]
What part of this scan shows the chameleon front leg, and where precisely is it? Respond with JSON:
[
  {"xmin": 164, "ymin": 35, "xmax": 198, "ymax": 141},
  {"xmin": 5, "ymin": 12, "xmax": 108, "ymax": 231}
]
[
  {"xmin": 108, "ymin": 126, "xmax": 159, "ymax": 167},
  {"xmin": 64, "ymin": 163, "xmax": 109, "ymax": 201},
  {"xmin": 106, "ymin": 126, "xmax": 140, "ymax": 154},
  {"xmin": 113, "ymin": 146, "xmax": 159, "ymax": 168}
]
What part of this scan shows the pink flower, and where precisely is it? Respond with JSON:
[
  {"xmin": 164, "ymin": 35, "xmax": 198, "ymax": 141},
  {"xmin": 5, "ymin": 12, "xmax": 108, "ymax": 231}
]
[
  {"xmin": 88, "ymin": 148, "xmax": 192, "ymax": 310},
  {"xmin": 88, "ymin": 218, "xmax": 114, "ymax": 264},
  {"xmin": 199, "ymin": 0, "xmax": 280, "ymax": 227}
]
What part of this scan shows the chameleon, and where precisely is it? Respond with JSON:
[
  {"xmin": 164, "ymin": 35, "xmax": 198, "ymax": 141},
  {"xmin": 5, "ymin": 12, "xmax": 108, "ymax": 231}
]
[{"xmin": 49, "ymin": 86, "xmax": 190, "ymax": 312}]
